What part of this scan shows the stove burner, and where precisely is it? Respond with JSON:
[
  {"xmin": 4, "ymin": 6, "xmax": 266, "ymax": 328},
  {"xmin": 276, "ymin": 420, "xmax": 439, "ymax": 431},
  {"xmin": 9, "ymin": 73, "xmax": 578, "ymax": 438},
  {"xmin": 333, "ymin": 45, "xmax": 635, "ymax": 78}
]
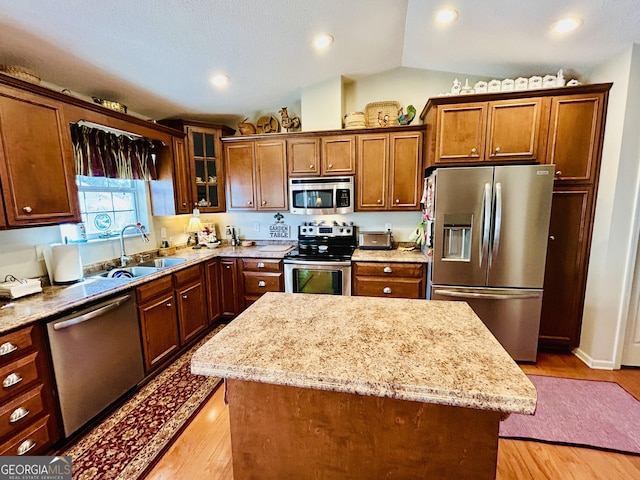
[{"xmin": 284, "ymin": 221, "xmax": 358, "ymax": 262}]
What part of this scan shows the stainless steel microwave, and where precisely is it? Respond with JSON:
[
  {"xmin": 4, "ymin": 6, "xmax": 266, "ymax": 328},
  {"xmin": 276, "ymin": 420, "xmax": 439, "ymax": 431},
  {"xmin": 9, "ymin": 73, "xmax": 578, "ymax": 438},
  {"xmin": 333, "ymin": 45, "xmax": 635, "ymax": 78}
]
[{"xmin": 289, "ymin": 177, "xmax": 354, "ymax": 215}]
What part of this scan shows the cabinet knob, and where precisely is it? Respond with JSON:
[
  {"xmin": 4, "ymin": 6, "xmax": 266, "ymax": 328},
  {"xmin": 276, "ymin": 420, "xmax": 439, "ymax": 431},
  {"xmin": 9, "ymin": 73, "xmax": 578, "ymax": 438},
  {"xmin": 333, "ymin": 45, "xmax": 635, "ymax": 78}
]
[
  {"xmin": 377, "ymin": 199, "xmax": 382, "ymax": 204},
  {"xmin": 182, "ymin": 294, "xmax": 188, "ymax": 299},
  {"xmin": 328, "ymin": 163, "xmax": 333, "ymax": 168},
  {"xmin": 17, "ymin": 439, "xmax": 36, "ymax": 456},
  {"xmin": 257, "ymin": 262, "xmax": 265, "ymax": 268},
  {"xmin": 383, "ymin": 266, "xmax": 393, "ymax": 273},
  {"xmin": 182, "ymin": 202, "xmax": 187, "ymax": 207},
  {"xmin": 22, "ymin": 206, "xmax": 32, "ymax": 213},
  {"xmin": 395, "ymin": 199, "xmax": 400, "ymax": 204},
  {"xmin": 555, "ymin": 170, "xmax": 562, "ymax": 176},
  {"xmin": 494, "ymin": 146, "xmax": 501, "ymax": 153},
  {"xmin": 226, "ymin": 265, "xmax": 231, "ymax": 269},
  {"xmin": 166, "ymin": 302, "xmax": 172, "ymax": 308},
  {"xmin": 261, "ymin": 200, "xmax": 267, "ymax": 206},
  {"xmin": 0, "ymin": 342, "xmax": 18, "ymax": 356},
  {"xmin": 471, "ymin": 147, "xmax": 477, "ymax": 154},
  {"xmin": 383, "ymin": 287, "xmax": 392, "ymax": 294},
  {"xmin": 258, "ymin": 280, "xmax": 266, "ymax": 287},
  {"xmin": 247, "ymin": 201, "xmax": 253, "ymax": 206},
  {"xmin": 309, "ymin": 164, "xmax": 314, "ymax": 169},
  {"xmin": 3, "ymin": 372, "xmax": 23, "ymax": 388},
  {"xmin": 9, "ymin": 406, "xmax": 29, "ymax": 423},
  {"xmin": 549, "ymin": 235, "xmax": 555, "ymax": 241}
]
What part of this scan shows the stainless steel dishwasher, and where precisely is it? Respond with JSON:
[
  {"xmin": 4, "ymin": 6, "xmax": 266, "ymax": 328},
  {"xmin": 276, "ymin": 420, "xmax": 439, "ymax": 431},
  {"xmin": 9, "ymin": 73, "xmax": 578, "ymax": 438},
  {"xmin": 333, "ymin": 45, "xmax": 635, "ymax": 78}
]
[{"xmin": 46, "ymin": 293, "xmax": 144, "ymax": 437}]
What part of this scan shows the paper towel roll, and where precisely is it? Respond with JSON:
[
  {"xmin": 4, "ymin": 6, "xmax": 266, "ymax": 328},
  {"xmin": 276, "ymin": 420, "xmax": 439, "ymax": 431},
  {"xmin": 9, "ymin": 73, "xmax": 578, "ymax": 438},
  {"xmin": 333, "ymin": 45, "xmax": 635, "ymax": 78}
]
[{"xmin": 51, "ymin": 243, "xmax": 84, "ymax": 284}]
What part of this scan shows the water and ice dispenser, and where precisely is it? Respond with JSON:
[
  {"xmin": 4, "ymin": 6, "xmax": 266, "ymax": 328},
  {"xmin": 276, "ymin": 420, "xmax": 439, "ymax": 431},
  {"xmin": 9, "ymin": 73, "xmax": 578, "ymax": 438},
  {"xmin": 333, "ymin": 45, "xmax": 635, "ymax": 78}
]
[{"xmin": 442, "ymin": 214, "xmax": 472, "ymax": 261}]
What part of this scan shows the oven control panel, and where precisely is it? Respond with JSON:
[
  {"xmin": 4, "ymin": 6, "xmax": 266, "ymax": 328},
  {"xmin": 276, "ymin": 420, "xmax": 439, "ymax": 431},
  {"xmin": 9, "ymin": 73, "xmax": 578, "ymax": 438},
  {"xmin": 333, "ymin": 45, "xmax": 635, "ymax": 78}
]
[{"xmin": 299, "ymin": 222, "xmax": 355, "ymax": 237}]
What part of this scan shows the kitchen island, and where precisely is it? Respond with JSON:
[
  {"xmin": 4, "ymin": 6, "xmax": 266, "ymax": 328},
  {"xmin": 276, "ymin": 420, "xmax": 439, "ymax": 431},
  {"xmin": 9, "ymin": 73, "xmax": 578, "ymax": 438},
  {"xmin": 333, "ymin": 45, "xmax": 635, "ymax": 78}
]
[{"xmin": 191, "ymin": 292, "xmax": 536, "ymax": 479}]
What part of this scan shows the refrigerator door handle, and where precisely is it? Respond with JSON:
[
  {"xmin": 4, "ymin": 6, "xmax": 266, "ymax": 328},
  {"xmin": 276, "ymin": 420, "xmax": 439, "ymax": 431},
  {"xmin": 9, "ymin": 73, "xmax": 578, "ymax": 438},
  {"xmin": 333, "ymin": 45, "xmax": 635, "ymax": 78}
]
[
  {"xmin": 490, "ymin": 182, "xmax": 503, "ymax": 267},
  {"xmin": 480, "ymin": 183, "xmax": 492, "ymax": 268},
  {"xmin": 433, "ymin": 289, "xmax": 540, "ymax": 300}
]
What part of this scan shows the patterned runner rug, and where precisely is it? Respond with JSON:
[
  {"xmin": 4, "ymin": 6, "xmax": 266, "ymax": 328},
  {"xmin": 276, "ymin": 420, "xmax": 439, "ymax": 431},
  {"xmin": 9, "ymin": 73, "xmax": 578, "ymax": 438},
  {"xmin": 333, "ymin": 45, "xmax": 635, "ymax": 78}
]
[
  {"xmin": 500, "ymin": 374, "xmax": 640, "ymax": 455},
  {"xmin": 62, "ymin": 325, "xmax": 224, "ymax": 480}
]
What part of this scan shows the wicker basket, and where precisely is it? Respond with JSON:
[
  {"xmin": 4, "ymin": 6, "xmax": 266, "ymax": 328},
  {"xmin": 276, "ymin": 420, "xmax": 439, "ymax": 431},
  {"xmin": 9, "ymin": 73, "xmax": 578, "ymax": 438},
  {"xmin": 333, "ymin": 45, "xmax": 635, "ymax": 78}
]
[
  {"xmin": 343, "ymin": 111, "xmax": 366, "ymax": 129},
  {"xmin": 0, "ymin": 65, "xmax": 41, "ymax": 84},
  {"xmin": 364, "ymin": 101, "xmax": 401, "ymax": 127}
]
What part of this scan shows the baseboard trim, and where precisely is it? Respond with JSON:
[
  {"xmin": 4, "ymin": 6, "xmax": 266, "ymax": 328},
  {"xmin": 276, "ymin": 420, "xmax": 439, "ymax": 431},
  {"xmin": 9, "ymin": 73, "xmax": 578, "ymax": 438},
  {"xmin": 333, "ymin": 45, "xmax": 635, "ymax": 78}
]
[{"xmin": 572, "ymin": 348, "xmax": 616, "ymax": 370}]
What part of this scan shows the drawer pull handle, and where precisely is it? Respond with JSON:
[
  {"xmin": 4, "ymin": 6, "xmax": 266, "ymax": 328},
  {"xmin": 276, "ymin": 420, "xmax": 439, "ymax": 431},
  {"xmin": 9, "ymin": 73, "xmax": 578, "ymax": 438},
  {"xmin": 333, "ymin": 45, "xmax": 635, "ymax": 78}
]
[
  {"xmin": 17, "ymin": 439, "xmax": 36, "ymax": 456},
  {"xmin": 258, "ymin": 281, "xmax": 266, "ymax": 287},
  {"xmin": 9, "ymin": 407, "xmax": 29, "ymax": 423},
  {"xmin": 383, "ymin": 287, "xmax": 392, "ymax": 294},
  {"xmin": 0, "ymin": 342, "xmax": 18, "ymax": 356},
  {"xmin": 383, "ymin": 266, "xmax": 393, "ymax": 273},
  {"xmin": 257, "ymin": 262, "xmax": 265, "ymax": 268},
  {"xmin": 182, "ymin": 295, "xmax": 188, "ymax": 299},
  {"xmin": 3, "ymin": 373, "xmax": 23, "ymax": 388}
]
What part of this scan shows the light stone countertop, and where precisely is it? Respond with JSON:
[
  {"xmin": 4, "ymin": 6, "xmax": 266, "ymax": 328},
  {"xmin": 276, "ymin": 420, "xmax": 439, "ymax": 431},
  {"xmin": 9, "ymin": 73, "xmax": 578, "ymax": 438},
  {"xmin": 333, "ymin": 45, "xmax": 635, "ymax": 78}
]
[
  {"xmin": 0, "ymin": 244, "xmax": 293, "ymax": 334},
  {"xmin": 191, "ymin": 292, "xmax": 537, "ymax": 414},
  {"xmin": 352, "ymin": 247, "xmax": 429, "ymax": 263}
]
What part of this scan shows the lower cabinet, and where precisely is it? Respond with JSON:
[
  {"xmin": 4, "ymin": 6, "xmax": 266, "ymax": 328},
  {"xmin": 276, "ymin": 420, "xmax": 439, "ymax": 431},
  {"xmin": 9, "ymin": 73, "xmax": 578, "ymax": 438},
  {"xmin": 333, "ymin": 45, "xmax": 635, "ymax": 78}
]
[
  {"xmin": 137, "ymin": 264, "xmax": 207, "ymax": 373},
  {"xmin": 241, "ymin": 258, "xmax": 284, "ymax": 308},
  {"xmin": 205, "ymin": 259, "xmax": 222, "ymax": 325},
  {"xmin": 219, "ymin": 258, "xmax": 241, "ymax": 317},
  {"xmin": 352, "ymin": 262, "xmax": 426, "ymax": 299},
  {"xmin": 0, "ymin": 325, "xmax": 60, "ymax": 455}
]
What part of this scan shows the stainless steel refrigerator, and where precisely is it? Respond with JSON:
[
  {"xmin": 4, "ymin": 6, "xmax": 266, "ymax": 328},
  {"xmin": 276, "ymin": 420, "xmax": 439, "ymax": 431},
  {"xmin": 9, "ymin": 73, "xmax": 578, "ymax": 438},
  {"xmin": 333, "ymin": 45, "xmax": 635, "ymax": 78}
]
[{"xmin": 426, "ymin": 165, "xmax": 554, "ymax": 361}]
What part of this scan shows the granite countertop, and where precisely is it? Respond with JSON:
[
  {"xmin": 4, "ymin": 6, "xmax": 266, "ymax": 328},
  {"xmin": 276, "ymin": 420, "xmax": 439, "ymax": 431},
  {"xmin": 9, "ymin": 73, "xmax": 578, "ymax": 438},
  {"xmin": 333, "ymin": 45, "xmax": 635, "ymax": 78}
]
[
  {"xmin": 0, "ymin": 244, "xmax": 293, "ymax": 334},
  {"xmin": 191, "ymin": 292, "xmax": 536, "ymax": 414},
  {"xmin": 352, "ymin": 247, "xmax": 428, "ymax": 263}
]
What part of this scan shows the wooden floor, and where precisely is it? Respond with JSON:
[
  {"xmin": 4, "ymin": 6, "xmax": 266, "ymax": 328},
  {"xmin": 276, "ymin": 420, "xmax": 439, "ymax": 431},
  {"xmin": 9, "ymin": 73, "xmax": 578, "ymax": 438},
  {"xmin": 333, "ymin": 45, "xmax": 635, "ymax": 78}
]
[{"xmin": 145, "ymin": 352, "xmax": 640, "ymax": 480}]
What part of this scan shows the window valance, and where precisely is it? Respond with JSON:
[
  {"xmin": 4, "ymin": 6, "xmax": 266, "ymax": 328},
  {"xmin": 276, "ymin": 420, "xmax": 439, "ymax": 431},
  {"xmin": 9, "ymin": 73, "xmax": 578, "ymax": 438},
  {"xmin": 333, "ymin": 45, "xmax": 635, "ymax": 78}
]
[{"xmin": 70, "ymin": 123, "xmax": 158, "ymax": 180}]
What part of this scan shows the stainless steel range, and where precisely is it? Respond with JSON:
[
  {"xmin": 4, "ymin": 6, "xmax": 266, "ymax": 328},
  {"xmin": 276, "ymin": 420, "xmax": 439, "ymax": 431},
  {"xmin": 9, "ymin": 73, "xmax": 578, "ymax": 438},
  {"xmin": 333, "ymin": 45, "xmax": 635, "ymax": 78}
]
[{"xmin": 284, "ymin": 221, "xmax": 357, "ymax": 295}]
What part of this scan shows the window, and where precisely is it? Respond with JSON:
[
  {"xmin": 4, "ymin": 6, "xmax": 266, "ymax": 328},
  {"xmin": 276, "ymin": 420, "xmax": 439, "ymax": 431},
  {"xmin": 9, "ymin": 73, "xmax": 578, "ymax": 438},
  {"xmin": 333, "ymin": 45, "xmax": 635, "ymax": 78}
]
[{"xmin": 76, "ymin": 176, "xmax": 150, "ymax": 239}]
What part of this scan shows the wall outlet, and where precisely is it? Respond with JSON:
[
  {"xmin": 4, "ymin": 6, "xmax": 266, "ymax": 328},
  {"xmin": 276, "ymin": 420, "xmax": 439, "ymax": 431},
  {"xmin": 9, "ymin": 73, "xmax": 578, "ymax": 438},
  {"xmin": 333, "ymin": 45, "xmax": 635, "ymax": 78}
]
[
  {"xmin": 253, "ymin": 222, "xmax": 260, "ymax": 232},
  {"xmin": 35, "ymin": 245, "xmax": 45, "ymax": 261},
  {"xmin": 384, "ymin": 223, "xmax": 392, "ymax": 231},
  {"xmin": 160, "ymin": 227, "xmax": 167, "ymax": 239}
]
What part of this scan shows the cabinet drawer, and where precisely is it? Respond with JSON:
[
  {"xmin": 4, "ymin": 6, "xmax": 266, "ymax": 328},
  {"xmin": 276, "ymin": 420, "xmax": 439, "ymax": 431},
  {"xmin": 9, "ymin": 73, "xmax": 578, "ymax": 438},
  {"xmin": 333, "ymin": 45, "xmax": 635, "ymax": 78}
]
[
  {"xmin": 136, "ymin": 275, "xmax": 173, "ymax": 304},
  {"xmin": 0, "ymin": 414, "xmax": 51, "ymax": 456},
  {"xmin": 173, "ymin": 264, "xmax": 203, "ymax": 287},
  {"xmin": 0, "ymin": 384, "xmax": 45, "ymax": 439},
  {"xmin": 243, "ymin": 272, "xmax": 283, "ymax": 295},
  {"xmin": 0, "ymin": 326, "xmax": 35, "ymax": 366},
  {"xmin": 242, "ymin": 258, "xmax": 282, "ymax": 272},
  {"xmin": 353, "ymin": 277, "xmax": 425, "ymax": 299},
  {"xmin": 353, "ymin": 262, "xmax": 425, "ymax": 278},
  {"xmin": 0, "ymin": 352, "xmax": 40, "ymax": 403}
]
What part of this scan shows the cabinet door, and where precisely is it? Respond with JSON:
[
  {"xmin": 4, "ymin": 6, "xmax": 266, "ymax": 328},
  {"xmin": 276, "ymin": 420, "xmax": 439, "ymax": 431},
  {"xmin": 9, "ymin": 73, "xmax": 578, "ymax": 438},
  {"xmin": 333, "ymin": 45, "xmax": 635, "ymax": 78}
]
[
  {"xmin": 389, "ymin": 131, "xmax": 422, "ymax": 210},
  {"xmin": 224, "ymin": 141, "xmax": 255, "ymax": 209},
  {"xmin": 220, "ymin": 258, "xmax": 240, "ymax": 317},
  {"xmin": 172, "ymin": 136, "xmax": 192, "ymax": 214},
  {"xmin": 435, "ymin": 103, "xmax": 486, "ymax": 163},
  {"xmin": 288, "ymin": 137, "xmax": 320, "ymax": 176},
  {"xmin": 176, "ymin": 281, "xmax": 207, "ymax": 344},
  {"xmin": 321, "ymin": 135, "xmax": 356, "ymax": 175},
  {"xmin": 0, "ymin": 88, "xmax": 79, "ymax": 226},
  {"xmin": 255, "ymin": 139, "xmax": 287, "ymax": 210},
  {"xmin": 539, "ymin": 187, "xmax": 593, "ymax": 349},
  {"xmin": 356, "ymin": 134, "xmax": 388, "ymax": 210},
  {"xmin": 545, "ymin": 93, "xmax": 605, "ymax": 184},
  {"xmin": 485, "ymin": 99, "xmax": 542, "ymax": 161},
  {"xmin": 138, "ymin": 294, "xmax": 180, "ymax": 372},
  {"xmin": 188, "ymin": 126, "xmax": 225, "ymax": 212},
  {"xmin": 205, "ymin": 259, "xmax": 222, "ymax": 325}
]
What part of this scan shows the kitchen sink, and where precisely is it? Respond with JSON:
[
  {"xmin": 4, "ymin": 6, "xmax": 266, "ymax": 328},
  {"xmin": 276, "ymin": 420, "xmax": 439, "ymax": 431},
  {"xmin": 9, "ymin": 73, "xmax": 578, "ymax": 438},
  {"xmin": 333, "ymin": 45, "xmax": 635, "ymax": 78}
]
[
  {"xmin": 99, "ymin": 266, "xmax": 161, "ymax": 279},
  {"xmin": 138, "ymin": 257, "xmax": 187, "ymax": 268}
]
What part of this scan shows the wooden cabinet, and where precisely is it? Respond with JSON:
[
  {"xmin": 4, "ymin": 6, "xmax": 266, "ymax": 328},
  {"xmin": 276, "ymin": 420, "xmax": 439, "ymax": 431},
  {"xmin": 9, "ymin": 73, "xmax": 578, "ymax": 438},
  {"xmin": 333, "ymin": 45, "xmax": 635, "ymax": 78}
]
[
  {"xmin": 0, "ymin": 325, "xmax": 60, "ymax": 455},
  {"xmin": 224, "ymin": 139, "xmax": 287, "ymax": 211},
  {"xmin": 137, "ymin": 265, "xmax": 207, "ymax": 373},
  {"xmin": 352, "ymin": 262, "xmax": 426, "ymax": 299},
  {"xmin": 0, "ymin": 83, "xmax": 80, "ymax": 227},
  {"xmin": 205, "ymin": 259, "xmax": 222, "ymax": 325},
  {"xmin": 430, "ymin": 98, "xmax": 543, "ymax": 165},
  {"xmin": 219, "ymin": 257, "xmax": 241, "ymax": 317},
  {"xmin": 356, "ymin": 129, "xmax": 423, "ymax": 211},
  {"xmin": 240, "ymin": 258, "xmax": 284, "ymax": 308},
  {"xmin": 288, "ymin": 134, "xmax": 356, "ymax": 176}
]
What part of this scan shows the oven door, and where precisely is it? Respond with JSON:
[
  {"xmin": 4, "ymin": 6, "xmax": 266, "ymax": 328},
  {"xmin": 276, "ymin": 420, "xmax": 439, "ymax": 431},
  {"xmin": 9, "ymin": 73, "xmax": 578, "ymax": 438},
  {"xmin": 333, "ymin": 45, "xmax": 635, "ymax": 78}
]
[{"xmin": 284, "ymin": 260, "xmax": 351, "ymax": 295}]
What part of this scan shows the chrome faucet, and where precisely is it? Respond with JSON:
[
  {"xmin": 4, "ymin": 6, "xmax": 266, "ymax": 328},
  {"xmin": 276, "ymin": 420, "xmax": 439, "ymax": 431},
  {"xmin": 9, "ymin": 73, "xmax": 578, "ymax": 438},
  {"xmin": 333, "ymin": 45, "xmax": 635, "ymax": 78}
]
[{"xmin": 120, "ymin": 224, "xmax": 150, "ymax": 266}]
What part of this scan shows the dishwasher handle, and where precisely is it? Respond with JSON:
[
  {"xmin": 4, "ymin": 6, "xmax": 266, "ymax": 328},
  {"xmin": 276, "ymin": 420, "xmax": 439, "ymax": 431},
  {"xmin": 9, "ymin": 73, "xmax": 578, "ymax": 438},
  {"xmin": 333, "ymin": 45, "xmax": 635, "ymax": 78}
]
[{"xmin": 52, "ymin": 294, "xmax": 132, "ymax": 331}]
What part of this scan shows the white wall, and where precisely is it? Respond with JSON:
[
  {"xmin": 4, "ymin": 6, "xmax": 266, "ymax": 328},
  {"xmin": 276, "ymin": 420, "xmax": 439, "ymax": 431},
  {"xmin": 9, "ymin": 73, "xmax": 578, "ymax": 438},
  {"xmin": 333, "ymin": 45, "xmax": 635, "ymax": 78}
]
[
  {"xmin": 577, "ymin": 44, "xmax": 640, "ymax": 368},
  {"xmin": 300, "ymin": 76, "xmax": 343, "ymax": 131}
]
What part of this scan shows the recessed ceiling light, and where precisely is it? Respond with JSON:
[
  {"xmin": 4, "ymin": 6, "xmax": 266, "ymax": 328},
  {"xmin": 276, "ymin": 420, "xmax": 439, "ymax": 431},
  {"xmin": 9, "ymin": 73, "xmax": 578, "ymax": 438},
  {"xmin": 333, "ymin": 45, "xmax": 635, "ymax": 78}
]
[
  {"xmin": 434, "ymin": 8, "xmax": 458, "ymax": 24},
  {"xmin": 312, "ymin": 34, "xmax": 334, "ymax": 50},
  {"xmin": 551, "ymin": 17, "xmax": 582, "ymax": 33},
  {"xmin": 210, "ymin": 74, "xmax": 229, "ymax": 87}
]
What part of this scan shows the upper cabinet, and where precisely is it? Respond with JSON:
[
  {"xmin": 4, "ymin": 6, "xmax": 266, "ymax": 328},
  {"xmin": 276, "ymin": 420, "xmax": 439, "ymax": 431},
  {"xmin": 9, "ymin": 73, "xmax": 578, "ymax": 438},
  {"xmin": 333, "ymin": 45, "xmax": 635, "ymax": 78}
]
[
  {"xmin": 430, "ymin": 98, "xmax": 542, "ymax": 165},
  {"xmin": 356, "ymin": 128, "xmax": 423, "ymax": 211},
  {"xmin": 0, "ymin": 83, "xmax": 80, "ymax": 227},
  {"xmin": 288, "ymin": 134, "xmax": 355, "ymax": 176},
  {"xmin": 224, "ymin": 138, "xmax": 287, "ymax": 211}
]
